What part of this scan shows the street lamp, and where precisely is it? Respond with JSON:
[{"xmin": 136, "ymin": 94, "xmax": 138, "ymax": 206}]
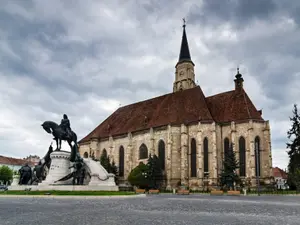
[{"xmin": 142, "ymin": 172, "xmax": 147, "ymax": 179}]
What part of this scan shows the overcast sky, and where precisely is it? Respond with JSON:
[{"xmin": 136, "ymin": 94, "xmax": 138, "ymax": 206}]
[{"xmin": 0, "ymin": 0, "xmax": 299, "ymax": 170}]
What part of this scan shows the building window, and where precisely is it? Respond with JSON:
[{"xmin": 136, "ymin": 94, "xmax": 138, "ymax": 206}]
[
  {"xmin": 191, "ymin": 138, "xmax": 197, "ymax": 177},
  {"xmin": 139, "ymin": 144, "xmax": 148, "ymax": 159},
  {"xmin": 83, "ymin": 152, "xmax": 89, "ymax": 158},
  {"xmin": 239, "ymin": 136, "xmax": 246, "ymax": 177},
  {"xmin": 102, "ymin": 149, "xmax": 107, "ymax": 157},
  {"xmin": 255, "ymin": 136, "xmax": 261, "ymax": 177},
  {"xmin": 158, "ymin": 140, "xmax": 165, "ymax": 171},
  {"xmin": 203, "ymin": 137, "xmax": 209, "ymax": 173},
  {"xmin": 224, "ymin": 138, "xmax": 230, "ymax": 161},
  {"xmin": 119, "ymin": 146, "xmax": 125, "ymax": 177}
]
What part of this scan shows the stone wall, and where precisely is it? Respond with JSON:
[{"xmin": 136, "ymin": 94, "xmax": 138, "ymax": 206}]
[{"xmin": 79, "ymin": 119, "xmax": 272, "ymax": 189}]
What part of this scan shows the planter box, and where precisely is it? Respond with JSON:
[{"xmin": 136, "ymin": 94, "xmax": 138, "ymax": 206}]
[
  {"xmin": 227, "ymin": 190, "xmax": 240, "ymax": 196},
  {"xmin": 135, "ymin": 189, "xmax": 146, "ymax": 194},
  {"xmin": 210, "ymin": 190, "xmax": 224, "ymax": 196},
  {"xmin": 149, "ymin": 189, "xmax": 160, "ymax": 194},
  {"xmin": 177, "ymin": 189, "xmax": 190, "ymax": 195}
]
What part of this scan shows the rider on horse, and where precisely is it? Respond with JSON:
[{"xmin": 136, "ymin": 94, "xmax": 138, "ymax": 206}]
[{"xmin": 60, "ymin": 114, "xmax": 72, "ymax": 139}]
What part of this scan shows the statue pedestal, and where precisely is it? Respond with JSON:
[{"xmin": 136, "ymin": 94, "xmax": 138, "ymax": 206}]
[
  {"xmin": 39, "ymin": 150, "xmax": 72, "ymax": 185},
  {"xmin": 9, "ymin": 153, "xmax": 119, "ymax": 191}
]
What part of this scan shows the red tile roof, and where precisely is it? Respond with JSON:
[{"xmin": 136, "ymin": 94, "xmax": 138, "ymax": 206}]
[
  {"xmin": 206, "ymin": 89, "xmax": 263, "ymax": 123},
  {"xmin": 79, "ymin": 86, "xmax": 264, "ymax": 143},
  {"xmin": 0, "ymin": 155, "xmax": 35, "ymax": 167},
  {"xmin": 80, "ymin": 86, "xmax": 213, "ymax": 143},
  {"xmin": 272, "ymin": 167, "xmax": 288, "ymax": 179}
]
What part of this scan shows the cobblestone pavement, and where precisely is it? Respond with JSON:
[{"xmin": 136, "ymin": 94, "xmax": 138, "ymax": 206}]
[{"xmin": 0, "ymin": 194, "xmax": 299, "ymax": 225}]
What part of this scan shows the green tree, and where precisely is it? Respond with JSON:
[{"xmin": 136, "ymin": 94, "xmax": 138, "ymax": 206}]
[
  {"xmin": 99, "ymin": 151, "xmax": 118, "ymax": 178},
  {"xmin": 110, "ymin": 160, "xmax": 118, "ymax": 175},
  {"xmin": 128, "ymin": 162, "xmax": 149, "ymax": 189},
  {"xmin": 220, "ymin": 144, "xmax": 240, "ymax": 190},
  {"xmin": 147, "ymin": 154, "xmax": 163, "ymax": 189},
  {"xmin": 0, "ymin": 166, "xmax": 13, "ymax": 184},
  {"xmin": 100, "ymin": 151, "xmax": 110, "ymax": 172},
  {"xmin": 294, "ymin": 168, "xmax": 300, "ymax": 191},
  {"xmin": 286, "ymin": 104, "xmax": 300, "ymax": 190}
]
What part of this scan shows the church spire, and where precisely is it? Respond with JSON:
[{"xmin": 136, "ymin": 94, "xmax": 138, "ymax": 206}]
[
  {"xmin": 234, "ymin": 67, "xmax": 244, "ymax": 91},
  {"xmin": 177, "ymin": 18, "xmax": 194, "ymax": 66},
  {"xmin": 173, "ymin": 18, "xmax": 196, "ymax": 92}
]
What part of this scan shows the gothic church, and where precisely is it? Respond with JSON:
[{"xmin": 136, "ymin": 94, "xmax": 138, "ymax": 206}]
[{"xmin": 78, "ymin": 23, "xmax": 273, "ymax": 189}]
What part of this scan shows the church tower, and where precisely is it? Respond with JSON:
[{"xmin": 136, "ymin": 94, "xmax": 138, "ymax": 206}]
[{"xmin": 173, "ymin": 20, "xmax": 196, "ymax": 92}]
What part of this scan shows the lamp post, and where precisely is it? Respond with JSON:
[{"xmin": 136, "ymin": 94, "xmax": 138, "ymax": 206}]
[{"xmin": 142, "ymin": 172, "xmax": 148, "ymax": 188}]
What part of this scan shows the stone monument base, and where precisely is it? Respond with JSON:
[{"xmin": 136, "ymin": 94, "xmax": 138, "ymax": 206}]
[
  {"xmin": 9, "ymin": 151, "xmax": 119, "ymax": 191},
  {"xmin": 40, "ymin": 150, "xmax": 72, "ymax": 185}
]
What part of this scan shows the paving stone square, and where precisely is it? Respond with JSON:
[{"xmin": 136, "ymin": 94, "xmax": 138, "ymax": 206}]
[{"xmin": 0, "ymin": 195, "xmax": 299, "ymax": 225}]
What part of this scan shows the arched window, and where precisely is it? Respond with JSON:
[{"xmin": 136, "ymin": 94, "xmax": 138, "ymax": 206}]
[
  {"xmin": 191, "ymin": 138, "xmax": 197, "ymax": 177},
  {"xmin": 119, "ymin": 146, "xmax": 125, "ymax": 177},
  {"xmin": 139, "ymin": 144, "xmax": 148, "ymax": 159},
  {"xmin": 239, "ymin": 137, "xmax": 246, "ymax": 177},
  {"xmin": 224, "ymin": 138, "xmax": 230, "ymax": 161},
  {"xmin": 255, "ymin": 136, "xmax": 261, "ymax": 177},
  {"xmin": 102, "ymin": 149, "xmax": 107, "ymax": 157},
  {"xmin": 158, "ymin": 140, "xmax": 165, "ymax": 170},
  {"xmin": 83, "ymin": 152, "xmax": 89, "ymax": 158},
  {"xmin": 203, "ymin": 138, "xmax": 209, "ymax": 173}
]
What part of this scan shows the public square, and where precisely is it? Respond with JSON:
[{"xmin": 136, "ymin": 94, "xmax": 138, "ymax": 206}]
[{"xmin": 0, "ymin": 194, "xmax": 299, "ymax": 225}]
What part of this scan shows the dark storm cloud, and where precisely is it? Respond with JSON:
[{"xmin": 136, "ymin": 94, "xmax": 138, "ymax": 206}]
[
  {"xmin": 186, "ymin": 0, "xmax": 300, "ymax": 123},
  {"xmin": 189, "ymin": 0, "xmax": 278, "ymax": 29}
]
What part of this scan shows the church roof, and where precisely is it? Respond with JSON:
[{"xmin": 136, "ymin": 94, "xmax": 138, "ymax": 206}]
[
  {"xmin": 79, "ymin": 86, "xmax": 264, "ymax": 143},
  {"xmin": 79, "ymin": 86, "xmax": 213, "ymax": 143},
  {"xmin": 206, "ymin": 89, "xmax": 263, "ymax": 123}
]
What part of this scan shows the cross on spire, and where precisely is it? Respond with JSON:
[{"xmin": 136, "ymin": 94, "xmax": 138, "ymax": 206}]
[{"xmin": 177, "ymin": 17, "xmax": 194, "ymax": 66}]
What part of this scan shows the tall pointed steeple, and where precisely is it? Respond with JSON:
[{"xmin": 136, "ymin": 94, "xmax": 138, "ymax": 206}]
[
  {"xmin": 173, "ymin": 19, "xmax": 196, "ymax": 92},
  {"xmin": 177, "ymin": 18, "xmax": 194, "ymax": 66}
]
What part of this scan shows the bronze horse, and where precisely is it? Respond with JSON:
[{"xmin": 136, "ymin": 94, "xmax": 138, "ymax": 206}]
[{"xmin": 41, "ymin": 121, "xmax": 77, "ymax": 151}]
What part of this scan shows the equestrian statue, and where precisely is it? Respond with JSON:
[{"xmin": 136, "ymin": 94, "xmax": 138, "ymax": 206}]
[
  {"xmin": 41, "ymin": 114, "xmax": 78, "ymax": 152},
  {"xmin": 17, "ymin": 114, "xmax": 85, "ymax": 186}
]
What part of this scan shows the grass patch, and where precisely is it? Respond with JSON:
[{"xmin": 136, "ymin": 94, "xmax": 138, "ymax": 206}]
[{"xmin": 0, "ymin": 190, "xmax": 136, "ymax": 196}]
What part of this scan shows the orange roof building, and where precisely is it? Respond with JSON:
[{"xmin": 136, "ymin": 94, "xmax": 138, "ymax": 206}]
[
  {"xmin": 78, "ymin": 23, "xmax": 273, "ymax": 189},
  {"xmin": 272, "ymin": 167, "xmax": 288, "ymax": 179},
  {"xmin": 0, "ymin": 155, "xmax": 35, "ymax": 171}
]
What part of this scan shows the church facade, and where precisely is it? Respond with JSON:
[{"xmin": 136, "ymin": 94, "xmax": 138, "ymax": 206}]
[{"xmin": 78, "ymin": 24, "xmax": 273, "ymax": 189}]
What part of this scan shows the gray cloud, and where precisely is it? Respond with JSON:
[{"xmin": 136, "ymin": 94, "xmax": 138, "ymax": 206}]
[
  {"xmin": 0, "ymin": 0, "xmax": 299, "ymax": 170},
  {"xmin": 189, "ymin": 0, "xmax": 278, "ymax": 29}
]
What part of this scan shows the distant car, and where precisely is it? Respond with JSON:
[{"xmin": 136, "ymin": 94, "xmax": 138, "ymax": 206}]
[{"xmin": 0, "ymin": 185, "xmax": 8, "ymax": 191}]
